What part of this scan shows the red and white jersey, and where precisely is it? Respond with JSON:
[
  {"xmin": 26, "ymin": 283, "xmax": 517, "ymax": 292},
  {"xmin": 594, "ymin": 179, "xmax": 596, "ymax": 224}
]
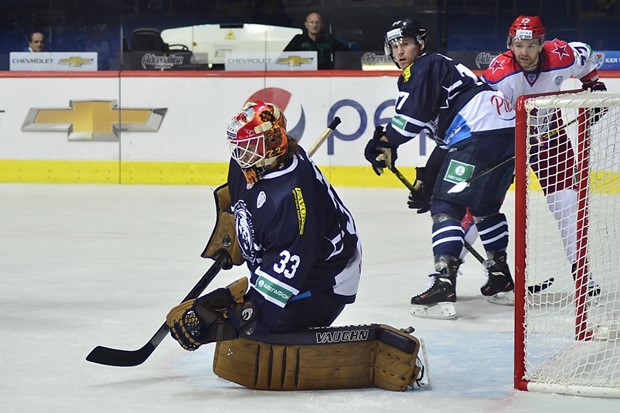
[{"xmin": 481, "ymin": 39, "xmax": 599, "ymax": 106}]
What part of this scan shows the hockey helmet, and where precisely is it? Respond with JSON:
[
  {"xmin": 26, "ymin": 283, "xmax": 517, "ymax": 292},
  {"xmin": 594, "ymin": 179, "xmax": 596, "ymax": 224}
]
[
  {"xmin": 507, "ymin": 15, "xmax": 545, "ymax": 47},
  {"xmin": 226, "ymin": 100, "xmax": 288, "ymax": 185},
  {"xmin": 384, "ymin": 18, "xmax": 427, "ymax": 59}
]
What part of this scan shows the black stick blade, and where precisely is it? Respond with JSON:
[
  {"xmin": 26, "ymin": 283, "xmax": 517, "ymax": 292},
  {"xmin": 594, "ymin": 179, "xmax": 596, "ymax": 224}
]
[
  {"xmin": 86, "ymin": 344, "xmax": 155, "ymax": 367},
  {"xmin": 86, "ymin": 256, "xmax": 227, "ymax": 367},
  {"xmin": 527, "ymin": 277, "xmax": 555, "ymax": 294},
  {"xmin": 86, "ymin": 323, "xmax": 168, "ymax": 367}
]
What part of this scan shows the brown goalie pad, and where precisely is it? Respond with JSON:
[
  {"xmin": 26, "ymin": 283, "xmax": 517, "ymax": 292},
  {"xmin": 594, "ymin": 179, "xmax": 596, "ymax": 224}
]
[
  {"xmin": 201, "ymin": 183, "xmax": 243, "ymax": 268},
  {"xmin": 212, "ymin": 324, "xmax": 421, "ymax": 391}
]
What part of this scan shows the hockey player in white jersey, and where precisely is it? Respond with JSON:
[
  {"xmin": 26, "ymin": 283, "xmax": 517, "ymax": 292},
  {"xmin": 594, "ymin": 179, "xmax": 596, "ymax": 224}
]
[{"xmin": 478, "ymin": 15, "xmax": 606, "ymax": 296}]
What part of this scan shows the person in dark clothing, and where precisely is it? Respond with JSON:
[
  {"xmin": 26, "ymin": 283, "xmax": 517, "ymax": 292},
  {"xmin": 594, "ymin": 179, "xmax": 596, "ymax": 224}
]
[{"xmin": 284, "ymin": 11, "xmax": 351, "ymax": 70}]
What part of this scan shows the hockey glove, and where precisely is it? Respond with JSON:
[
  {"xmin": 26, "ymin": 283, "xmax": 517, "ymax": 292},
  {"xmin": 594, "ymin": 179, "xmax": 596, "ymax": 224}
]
[
  {"xmin": 364, "ymin": 126, "xmax": 397, "ymax": 176},
  {"xmin": 582, "ymin": 80, "xmax": 607, "ymax": 92},
  {"xmin": 202, "ymin": 184, "xmax": 244, "ymax": 269},
  {"xmin": 166, "ymin": 277, "xmax": 255, "ymax": 351},
  {"xmin": 582, "ymin": 81, "xmax": 608, "ymax": 124},
  {"xmin": 407, "ymin": 146, "xmax": 446, "ymax": 213},
  {"xmin": 407, "ymin": 167, "xmax": 431, "ymax": 214},
  {"xmin": 166, "ymin": 298, "xmax": 208, "ymax": 351}
]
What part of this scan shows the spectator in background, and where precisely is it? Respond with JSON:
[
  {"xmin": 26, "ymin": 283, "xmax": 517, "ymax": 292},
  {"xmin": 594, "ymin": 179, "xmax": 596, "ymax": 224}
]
[
  {"xmin": 284, "ymin": 11, "xmax": 351, "ymax": 70},
  {"xmin": 25, "ymin": 32, "xmax": 45, "ymax": 52}
]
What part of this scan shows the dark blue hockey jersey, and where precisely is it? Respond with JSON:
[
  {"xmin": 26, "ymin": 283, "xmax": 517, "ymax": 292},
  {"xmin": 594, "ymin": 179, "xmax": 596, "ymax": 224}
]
[
  {"xmin": 227, "ymin": 146, "xmax": 361, "ymax": 331},
  {"xmin": 385, "ymin": 52, "xmax": 515, "ymax": 148}
]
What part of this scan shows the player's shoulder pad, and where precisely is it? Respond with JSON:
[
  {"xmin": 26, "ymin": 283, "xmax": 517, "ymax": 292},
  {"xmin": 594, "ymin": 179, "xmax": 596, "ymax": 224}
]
[
  {"xmin": 541, "ymin": 38, "xmax": 575, "ymax": 71},
  {"xmin": 482, "ymin": 51, "xmax": 520, "ymax": 85}
]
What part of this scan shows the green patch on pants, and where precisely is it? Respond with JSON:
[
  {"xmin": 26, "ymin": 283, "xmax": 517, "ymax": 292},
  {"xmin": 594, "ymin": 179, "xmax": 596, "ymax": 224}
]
[{"xmin": 444, "ymin": 160, "xmax": 475, "ymax": 184}]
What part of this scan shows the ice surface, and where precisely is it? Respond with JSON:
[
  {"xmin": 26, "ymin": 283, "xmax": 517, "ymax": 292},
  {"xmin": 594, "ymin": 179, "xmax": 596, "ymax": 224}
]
[{"xmin": 1, "ymin": 184, "xmax": 618, "ymax": 412}]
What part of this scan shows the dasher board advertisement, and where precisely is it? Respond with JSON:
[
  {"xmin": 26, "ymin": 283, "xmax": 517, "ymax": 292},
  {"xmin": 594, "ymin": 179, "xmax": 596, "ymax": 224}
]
[
  {"xmin": 225, "ymin": 51, "xmax": 317, "ymax": 71},
  {"xmin": 10, "ymin": 52, "xmax": 98, "ymax": 71}
]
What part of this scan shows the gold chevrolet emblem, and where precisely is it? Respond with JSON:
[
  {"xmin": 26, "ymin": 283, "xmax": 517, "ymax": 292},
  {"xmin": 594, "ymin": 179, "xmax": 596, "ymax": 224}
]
[
  {"xmin": 58, "ymin": 56, "xmax": 94, "ymax": 67},
  {"xmin": 276, "ymin": 56, "xmax": 313, "ymax": 66},
  {"xmin": 22, "ymin": 100, "xmax": 167, "ymax": 141}
]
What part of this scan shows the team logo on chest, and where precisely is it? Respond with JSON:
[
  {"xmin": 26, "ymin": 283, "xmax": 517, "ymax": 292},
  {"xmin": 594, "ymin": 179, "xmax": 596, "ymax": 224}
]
[
  {"xmin": 233, "ymin": 200, "xmax": 259, "ymax": 263},
  {"xmin": 526, "ymin": 72, "xmax": 539, "ymax": 85}
]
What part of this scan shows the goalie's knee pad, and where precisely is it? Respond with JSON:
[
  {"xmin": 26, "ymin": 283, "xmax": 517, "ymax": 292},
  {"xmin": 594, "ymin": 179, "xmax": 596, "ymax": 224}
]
[{"xmin": 213, "ymin": 324, "xmax": 426, "ymax": 391}]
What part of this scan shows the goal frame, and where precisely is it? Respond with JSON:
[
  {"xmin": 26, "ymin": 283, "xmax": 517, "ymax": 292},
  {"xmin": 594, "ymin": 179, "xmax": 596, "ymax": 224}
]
[{"xmin": 514, "ymin": 89, "xmax": 620, "ymax": 397}]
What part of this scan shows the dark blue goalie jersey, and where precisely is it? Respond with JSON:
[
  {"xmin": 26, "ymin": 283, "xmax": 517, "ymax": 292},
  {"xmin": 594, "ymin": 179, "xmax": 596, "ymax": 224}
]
[
  {"xmin": 385, "ymin": 52, "xmax": 514, "ymax": 148},
  {"xmin": 227, "ymin": 146, "xmax": 361, "ymax": 330}
]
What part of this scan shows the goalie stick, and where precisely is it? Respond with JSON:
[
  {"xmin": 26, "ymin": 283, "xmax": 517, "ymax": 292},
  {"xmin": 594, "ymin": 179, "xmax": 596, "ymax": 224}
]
[
  {"xmin": 388, "ymin": 165, "xmax": 554, "ymax": 295},
  {"xmin": 86, "ymin": 253, "xmax": 230, "ymax": 367},
  {"xmin": 308, "ymin": 117, "xmax": 341, "ymax": 156},
  {"xmin": 86, "ymin": 119, "xmax": 343, "ymax": 367}
]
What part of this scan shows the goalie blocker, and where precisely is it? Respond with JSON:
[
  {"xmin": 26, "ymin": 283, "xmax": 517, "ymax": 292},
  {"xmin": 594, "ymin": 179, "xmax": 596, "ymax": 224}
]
[{"xmin": 213, "ymin": 323, "xmax": 428, "ymax": 391}]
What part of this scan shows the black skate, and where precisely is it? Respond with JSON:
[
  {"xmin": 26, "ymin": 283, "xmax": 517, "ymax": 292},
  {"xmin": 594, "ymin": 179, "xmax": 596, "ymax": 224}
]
[
  {"xmin": 572, "ymin": 263, "xmax": 601, "ymax": 297},
  {"xmin": 410, "ymin": 258, "xmax": 460, "ymax": 320},
  {"xmin": 411, "ymin": 274, "xmax": 456, "ymax": 305},
  {"xmin": 481, "ymin": 251, "xmax": 515, "ymax": 305}
]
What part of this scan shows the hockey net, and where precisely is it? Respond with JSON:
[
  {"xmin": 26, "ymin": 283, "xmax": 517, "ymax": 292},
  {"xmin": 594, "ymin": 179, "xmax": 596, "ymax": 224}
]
[{"xmin": 515, "ymin": 90, "xmax": 620, "ymax": 397}]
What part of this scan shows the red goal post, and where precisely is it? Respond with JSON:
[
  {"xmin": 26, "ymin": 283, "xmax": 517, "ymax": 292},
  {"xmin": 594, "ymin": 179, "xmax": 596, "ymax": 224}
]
[{"xmin": 514, "ymin": 89, "xmax": 620, "ymax": 397}]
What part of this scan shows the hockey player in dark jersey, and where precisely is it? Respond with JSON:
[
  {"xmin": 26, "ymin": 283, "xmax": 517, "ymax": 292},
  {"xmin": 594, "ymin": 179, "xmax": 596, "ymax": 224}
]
[
  {"xmin": 166, "ymin": 100, "xmax": 362, "ymax": 348},
  {"xmin": 364, "ymin": 19, "xmax": 516, "ymax": 318}
]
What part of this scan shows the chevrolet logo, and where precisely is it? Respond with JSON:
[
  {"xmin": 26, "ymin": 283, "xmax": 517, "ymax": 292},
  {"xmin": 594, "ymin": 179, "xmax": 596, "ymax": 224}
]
[
  {"xmin": 276, "ymin": 56, "xmax": 314, "ymax": 67},
  {"xmin": 22, "ymin": 100, "xmax": 167, "ymax": 141},
  {"xmin": 59, "ymin": 56, "xmax": 94, "ymax": 67}
]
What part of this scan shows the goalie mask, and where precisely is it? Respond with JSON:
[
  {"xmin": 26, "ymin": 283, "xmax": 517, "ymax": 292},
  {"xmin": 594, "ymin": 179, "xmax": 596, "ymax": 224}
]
[
  {"xmin": 226, "ymin": 100, "xmax": 288, "ymax": 186},
  {"xmin": 384, "ymin": 18, "xmax": 427, "ymax": 64},
  {"xmin": 507, "ymin": 15, "xmax": 545, "ymax": 48}
]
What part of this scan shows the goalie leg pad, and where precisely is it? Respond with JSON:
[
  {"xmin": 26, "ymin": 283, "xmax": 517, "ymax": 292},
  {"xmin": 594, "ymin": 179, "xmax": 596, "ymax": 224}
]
[
  {"xmin": 374, "ymin": 325, "xmax": 422, "ymax": 391},
  {"xmin": 212, "ymin": 324, "xmax": 422, "ymax": 391}
]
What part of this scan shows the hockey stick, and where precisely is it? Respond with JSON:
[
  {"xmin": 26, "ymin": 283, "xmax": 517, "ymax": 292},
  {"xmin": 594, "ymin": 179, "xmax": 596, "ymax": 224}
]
[
  {"xmin": 86, "ymin": 253, "xmax": 230, "ymax": 367},
  {"xmin": 388, "ymin": 165, "xmax": 486, "ymax": 263},
  {"xmin": 86, "ymin": 119, "xmax": 342, "ymax": 367},
  {"xmin": 448, "ymin": 116, "xmax": 583, "ymax": 194},
  {"xmin": 389, "ymin": 166, "xmax": 554, "ymax": 294},
  {"xmin": 447, "ymin": 156, "xmax": 515, "ymax": 194},
  {"xmin": 307, "ymin": 117, "xmax": 341, "ymax": 156}
]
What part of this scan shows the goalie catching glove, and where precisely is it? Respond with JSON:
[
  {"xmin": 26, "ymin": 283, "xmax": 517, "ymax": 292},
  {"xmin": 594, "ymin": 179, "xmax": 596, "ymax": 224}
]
[{"xmin": 165, "ymin": 277, "xmax": 257, "ymax": 351}]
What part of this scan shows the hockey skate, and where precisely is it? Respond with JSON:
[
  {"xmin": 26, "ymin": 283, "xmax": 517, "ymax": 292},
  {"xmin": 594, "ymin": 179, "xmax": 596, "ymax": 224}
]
[
  {"xmin": 481, "ymin": 251, "xmax": 515, "ymax": 306},
  {"xmin": 572, "ymin": 263, "xmax": 601, "ymax": 298},
  {"xmin": 411, "ymin": 258, "xmax": 460, "ymax": 320}
]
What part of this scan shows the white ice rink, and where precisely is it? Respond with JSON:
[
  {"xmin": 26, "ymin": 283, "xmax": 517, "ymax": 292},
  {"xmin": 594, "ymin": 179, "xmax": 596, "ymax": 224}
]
[{"xmin": 1, "ymin": 183, "xmax": 618, "ymax": 412}]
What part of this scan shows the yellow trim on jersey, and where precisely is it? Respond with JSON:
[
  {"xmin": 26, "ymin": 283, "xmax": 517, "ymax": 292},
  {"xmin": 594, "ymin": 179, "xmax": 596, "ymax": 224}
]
[{"xmin": 292, "ymin": 187, "xmax": 307, "ymax": 235}]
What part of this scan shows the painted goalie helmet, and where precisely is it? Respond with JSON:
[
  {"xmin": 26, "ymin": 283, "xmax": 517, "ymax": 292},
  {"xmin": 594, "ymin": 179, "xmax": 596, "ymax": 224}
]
[
  {"xmin": 384, "ymin": 18, "xmax": 427, "ymax": 61},
  {"xmin": 226, "ymin": 100, "xmax": 288, "ymax": 185},
  {"xmin": 507, "ymin": 15, "xmax": 545, "ymax": 48}
]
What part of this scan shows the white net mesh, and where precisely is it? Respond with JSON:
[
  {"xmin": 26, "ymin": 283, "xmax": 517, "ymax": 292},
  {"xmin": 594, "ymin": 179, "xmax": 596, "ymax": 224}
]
[{"xmin": 517, "ymin": 91, "xmax": 620, "ymax": 396}]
